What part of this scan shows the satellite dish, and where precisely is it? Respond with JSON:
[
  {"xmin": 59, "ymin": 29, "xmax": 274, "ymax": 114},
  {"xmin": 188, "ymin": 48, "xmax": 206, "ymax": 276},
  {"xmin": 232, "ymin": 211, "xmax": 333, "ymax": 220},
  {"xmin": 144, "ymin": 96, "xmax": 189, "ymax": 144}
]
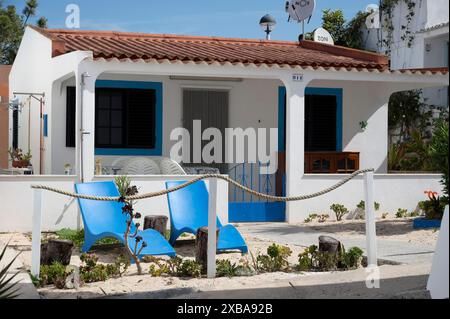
[
  {"xmin": 365, "ymin": 11, "xmax": 380, "ymax": 29},
  {"xmin": 285, "ymin": 0, "xmax": 316, "ymax": 23},
  {"xmin": 365, "ymin": 4, "xmax": 379, "ymax": 13},
  {"xmin": 313, "ymin": 28, "xmax": 334, "ymax": 45}
]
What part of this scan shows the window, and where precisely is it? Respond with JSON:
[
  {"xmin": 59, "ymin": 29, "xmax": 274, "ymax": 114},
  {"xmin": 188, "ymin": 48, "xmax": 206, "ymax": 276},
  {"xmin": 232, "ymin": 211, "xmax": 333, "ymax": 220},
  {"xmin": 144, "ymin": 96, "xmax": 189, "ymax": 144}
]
[
  {"xmin": 95, "ymin": 88, "xmax": 156, "ymax": 149},
  {"xmin": 12, "ymin": 109, "xmax": 19, "ymax": 149},
  {"xmin": 66, "ymin": 87, "xmax": 76, "ymax": 147},
  {"xmin": 305, "ymin": 94, "xmax": 337, "ymax": 152}
]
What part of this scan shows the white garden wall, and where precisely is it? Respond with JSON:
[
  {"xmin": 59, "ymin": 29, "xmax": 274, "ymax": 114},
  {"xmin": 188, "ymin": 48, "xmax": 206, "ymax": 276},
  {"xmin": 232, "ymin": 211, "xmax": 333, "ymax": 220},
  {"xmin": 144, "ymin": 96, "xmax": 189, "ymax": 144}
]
[
  {"xmin": 0, "ymin": 175, "xmax": 228, "ymax": 233},
  {"xmin": 288, "ymin": 173, "xmax": 442, "ymax": 223}
]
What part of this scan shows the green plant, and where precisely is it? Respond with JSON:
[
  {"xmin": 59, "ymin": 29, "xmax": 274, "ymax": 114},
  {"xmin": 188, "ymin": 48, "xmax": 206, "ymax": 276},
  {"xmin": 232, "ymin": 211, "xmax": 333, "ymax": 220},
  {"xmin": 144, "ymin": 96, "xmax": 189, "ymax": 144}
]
[
  {"xmin": 298, "ymin": 245, "xmax": 364, "ymax": 272},
  {"xmin": 341, "ymin": 247, "xmax": 364, "ymax": 270},
  {"xmin": 429, "ymin": 118, "xmax": 449, "ymax": 197},
  {"xmin": 357, "ymin": 201, "xmax": 381, "ymax": 211},
  {"xmin": 304, "ymin": 213, "xmax": 319, "ymax": 223},
  {"xmin": 419, "ymin": 191, "xmax": 447, "ymax": 220},
  {"xmin": 382, "ymin": 213, "xmax": 390, "ymax": 219},
  {"xmin": 318, "ymin": 214, "xmax": 330, "ymax": 223},
  {"xmin": 395, "ymin": 208, "xmax": 408, "ymax": 219},
  {"xmin": 115, "ymin": 176, "xmax": 145, "ymax": 275},
  {"xmin": 257, "ymin": 244, "xmax": 292, "ymax": 273},
  {"xmin": 216, "ymin": 260, "xmax": 238, "ymax": 278},
  {"xmin": 79, "ymin": 253, "xmax": 129, "ymax": 284},
  {"xmin": 55, "ymin": 229, "xmax": 119, "ymax": 249},
  {"xmin": 330, "ymin": 204, "xmax": 349, "ymax": 222},
  {"xmin": 178, "ymin": 260, "xmax": 202, "ymax": 278},
  {"xmin": 0, "ymin": 243, "xmax": 21, "ymax": 299},
  {"xmin": 8, "ymin": 148, "xmax": 32, "ymax": 163},
  {"xmin": 39, "ymin": 262, "xmax": 70, "ymax": 289}
]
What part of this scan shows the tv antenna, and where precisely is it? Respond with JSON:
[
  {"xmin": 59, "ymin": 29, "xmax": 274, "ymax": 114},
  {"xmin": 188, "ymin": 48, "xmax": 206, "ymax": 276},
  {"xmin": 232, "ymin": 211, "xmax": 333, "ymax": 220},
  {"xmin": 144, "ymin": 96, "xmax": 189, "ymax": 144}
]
[{"xmin": 285, "ymin": 0, "xmax": 316, "ymax": 40}]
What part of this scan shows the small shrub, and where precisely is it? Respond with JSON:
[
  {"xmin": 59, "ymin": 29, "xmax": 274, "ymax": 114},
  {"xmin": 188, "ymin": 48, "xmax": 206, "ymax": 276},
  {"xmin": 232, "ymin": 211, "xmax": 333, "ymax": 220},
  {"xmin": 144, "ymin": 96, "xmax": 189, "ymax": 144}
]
[
  {"xmin": 179, "ymin": 260, "xmax": 202, "ymax": 278},
  {"xmin": 298, "ymin": 245, "xmax": 364, "ymax": 272},
  {"xmin": 341, "ymin": 247, "xmax": 364, "ymax": 269},
  {"xmin": 395, "ymin": 208, "xmax": 408, "ymax": 219},
  {"xmin": 39, "ymin": 262, "xmax": 70, "ymax": 289},
  {"xmin": 330, "ymin": 204, "xmax": 349, "ymax": 221},
  {"xmin": 216, "ymin": 260, "xmax": 238, "ymax": 278},
  {"xmin": 147, "ymin": 257, "xmax": 202, "ymax": 278},
  {"xmin": 257, "ymin": 244, "xmax": 292, "ymax": 273},
  {"xmin": 318, "ymin": 214, "xmax": 330, "ymax": 223},
  {"xmin": 79, "ymin": 253, "xmax": 129, "ymax": 284},
  {"xmin": 304, "ymin": 214, "xmax": 319, "ymax": 223},
  {"xmin": 382, "ymin": 213, "xmax": 389, "ymax": 219},
  {"xmin": 56, "ymin": 229, "xmax": 119, "ymax": 249}
]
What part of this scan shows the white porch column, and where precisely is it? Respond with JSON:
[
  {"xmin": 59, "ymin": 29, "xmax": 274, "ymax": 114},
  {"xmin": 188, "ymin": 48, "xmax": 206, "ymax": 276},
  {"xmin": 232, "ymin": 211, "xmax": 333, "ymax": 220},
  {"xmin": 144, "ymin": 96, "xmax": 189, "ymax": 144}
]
[
  {"xmin": 75, "ymin": 69, "xmax": 97, "ymax": 183},
  {"xmin": 284, "ymin": 81, "xmax": 307, "ymax": 223}
]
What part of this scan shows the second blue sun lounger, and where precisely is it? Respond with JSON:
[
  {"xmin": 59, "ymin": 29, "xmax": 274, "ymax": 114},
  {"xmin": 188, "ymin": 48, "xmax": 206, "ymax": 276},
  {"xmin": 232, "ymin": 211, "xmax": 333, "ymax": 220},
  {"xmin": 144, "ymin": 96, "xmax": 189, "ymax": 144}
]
[
  {"xmin": 75, "ymin": 181, "xmax": 176, "ymax": 258},
  {"xmin": 166, "ymin": 181, "xmax": 248, "ymax": 253}
]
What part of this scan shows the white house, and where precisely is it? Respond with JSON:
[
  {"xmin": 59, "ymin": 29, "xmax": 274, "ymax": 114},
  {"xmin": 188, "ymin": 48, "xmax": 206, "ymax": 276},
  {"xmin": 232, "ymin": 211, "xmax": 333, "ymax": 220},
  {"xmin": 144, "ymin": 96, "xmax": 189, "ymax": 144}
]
[
  {"xmin": 0, "ymin": 25, "xmax": 448, "ymax": 232},
  {"xmin": 364, "ymin": 0, "xmax": 449, "ymax": 112}
]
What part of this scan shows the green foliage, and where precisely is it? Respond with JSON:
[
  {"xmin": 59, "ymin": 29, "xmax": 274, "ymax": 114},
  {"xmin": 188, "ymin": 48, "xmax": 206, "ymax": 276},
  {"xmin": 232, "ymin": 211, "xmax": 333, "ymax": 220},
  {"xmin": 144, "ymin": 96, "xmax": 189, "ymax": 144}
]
[
  {"xmin": 298, "ymin": 245, "xmax": 364, "ymax": 272},
  {"xmin": 39, "ymin": 262, "xmax": 70, "ymax": 289},
  {"xmin": 55, "ymin": 229, "xmax": 119, "ymax": 249},
  {"xmin": 420, "ymin": 191, "xmax": 448, "ymax": 221},
  {"xmin": 330, "ymin": 204, "xmax": 349, "ymax": 221},
  {"xmin": 147, "ymin": 257, "xmax": 202, "ymax": 278},
  {"xmin": 318, "ymin": 9, "xmax": 371, "ymax": 50},
  {"xmin": 321, "ymin": 9, "xmax": 346, "ymax": 46},
  {"xmin": 341, "ymin": 247, "xmax": 364, "ymax": 270},
  {"xmin": 256, "ymin": 244, "xmax": 292, "ymax": 273},
  {"xmin": 79, "ymin": 253, "xmax": 129, "ymax": 284},
  {"xmin": 395, "ymin": 208, "xmax": 408, "ymax": 219},
  {"xmin": 429, "ymin": 118, "xmax": 449, "ymax": 197},
  {"xmin": 0, "ymin": 0, "xmax": 47, "ymax": 64},
  {"xmin": 216, "ymin": 260, "xmax": 238, "ymax": 278},
  {"xmin": 114, "ymin": 175, "xmax": 132, "ymax": 198},
  {"xmin": 357, "ymin": 201, "xmax": 381, "ymax": 211},
  {"xmin": 0, "ymin": 243, "xmax": 21, "ymax": 299},
  {"xmin": 318, "ymin": 214, "xmax": 330, "ymax": 223},
  {"xmin": 304, "ymin": 213, "xmax": 319, "ymax": 223}
]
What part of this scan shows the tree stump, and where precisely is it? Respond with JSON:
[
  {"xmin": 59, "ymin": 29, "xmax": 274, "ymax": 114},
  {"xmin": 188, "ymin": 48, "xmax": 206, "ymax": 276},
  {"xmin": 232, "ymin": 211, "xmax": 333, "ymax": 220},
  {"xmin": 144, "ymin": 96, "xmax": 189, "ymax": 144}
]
[
  {"xmin": 41, "ymin": 239, "xmax": 74, "ymax": 266},
  {"xmin": 195, "ymin": 227, "xmax": 220, "ymax": 273},
  {"xmin": 319, "ymin": 236, "xmax": 344, "ymax": 255},
  {"xmin": 144, "ymin": 215, "xmax": 169, "ymax": 236}
]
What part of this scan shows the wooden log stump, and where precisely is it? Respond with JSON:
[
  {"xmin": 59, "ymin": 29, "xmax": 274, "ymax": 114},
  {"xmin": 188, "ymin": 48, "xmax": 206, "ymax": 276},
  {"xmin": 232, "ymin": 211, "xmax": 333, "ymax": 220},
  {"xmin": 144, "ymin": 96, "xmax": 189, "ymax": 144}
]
[
  {"xmin": 41, "ymin": 239, "xmax": 74, "ymax": 266},
  {"xmin": 144, "ymin": 215, "xmax": 169, "ymax": 236},
  {"xmin": 319, "ymin": 236, "xmax": 343, "ymax": 255},
  {"xmin": 195, "ymin": 227, "xmax": 220, "ymax": 273}
]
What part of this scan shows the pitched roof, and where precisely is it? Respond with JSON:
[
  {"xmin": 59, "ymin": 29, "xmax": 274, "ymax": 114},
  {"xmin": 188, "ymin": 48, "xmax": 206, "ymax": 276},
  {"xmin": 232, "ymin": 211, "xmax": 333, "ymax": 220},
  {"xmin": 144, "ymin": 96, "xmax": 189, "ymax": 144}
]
[{"xmin": 30, "ymin": 26, "xmax": 390, "ymax": 71}]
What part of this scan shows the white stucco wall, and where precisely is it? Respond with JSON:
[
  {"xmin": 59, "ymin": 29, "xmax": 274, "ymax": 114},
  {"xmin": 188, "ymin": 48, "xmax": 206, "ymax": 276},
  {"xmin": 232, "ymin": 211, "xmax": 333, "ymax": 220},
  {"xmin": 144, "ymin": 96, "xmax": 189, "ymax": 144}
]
[{"xmin": 0, "ymin": 175, "xmax": 228, "ymax": 233}]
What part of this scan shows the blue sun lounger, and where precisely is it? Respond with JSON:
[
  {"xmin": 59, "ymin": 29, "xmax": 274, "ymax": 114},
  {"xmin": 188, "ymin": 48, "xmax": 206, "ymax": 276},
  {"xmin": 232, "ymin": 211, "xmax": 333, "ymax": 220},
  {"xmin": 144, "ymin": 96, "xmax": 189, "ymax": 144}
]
[
  {"xmin": 75, "ymin": 181, "xmax": 176, "ymax": 258},
  {"xmin": 166, "ymin": 181, "xmax": 248, "ymax": 254}
]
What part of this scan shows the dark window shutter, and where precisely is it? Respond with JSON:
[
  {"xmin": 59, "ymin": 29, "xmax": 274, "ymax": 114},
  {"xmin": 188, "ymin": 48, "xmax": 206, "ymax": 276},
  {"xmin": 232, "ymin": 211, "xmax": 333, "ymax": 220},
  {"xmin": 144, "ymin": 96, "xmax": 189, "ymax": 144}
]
[
  {"xmin": 126, "ymin": 89, "xmax": 156, "ymax": 149},
  {"xmin": 66, "ymin": 87, "xmax": 76, "ymax": 147},
  {"xmin": 305, "ymin": 95, "xmax": 337, "ymax": 152},
  {"xmin": 12, "ymin": 109, "xmax": 19, "ymax": 149}
]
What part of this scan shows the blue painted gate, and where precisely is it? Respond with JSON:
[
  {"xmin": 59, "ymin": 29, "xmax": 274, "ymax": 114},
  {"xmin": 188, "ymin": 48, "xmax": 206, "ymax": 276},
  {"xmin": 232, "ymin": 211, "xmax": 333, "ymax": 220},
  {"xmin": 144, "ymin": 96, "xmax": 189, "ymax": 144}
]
[{"xmin": 228, "ymin": 163, "xmax": 286, "ymax": 223}]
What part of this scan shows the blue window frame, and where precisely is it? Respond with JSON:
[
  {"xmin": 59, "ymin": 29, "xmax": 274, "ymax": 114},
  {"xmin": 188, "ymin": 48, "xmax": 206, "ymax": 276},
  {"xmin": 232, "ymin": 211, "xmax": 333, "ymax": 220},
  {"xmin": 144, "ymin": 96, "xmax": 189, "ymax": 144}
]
[
  {"xmin": 94, "ymin": 80, "xmax": 163, "ymax": 156},
  {"xmin": 43, "ymin": 114, "xmax": 48, "ymax": 137},
  {"xmin": 278, "ymin": 87, "xmax": 343, "ymax": 152}
]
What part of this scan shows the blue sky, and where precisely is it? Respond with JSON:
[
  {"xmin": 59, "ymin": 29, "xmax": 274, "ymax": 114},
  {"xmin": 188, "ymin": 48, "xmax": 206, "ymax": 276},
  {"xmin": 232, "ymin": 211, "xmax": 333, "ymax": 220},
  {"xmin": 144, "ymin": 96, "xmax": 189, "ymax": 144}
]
[{"xmin": 5, "ymin": 0, "xmax": 377, "ymax": 40}]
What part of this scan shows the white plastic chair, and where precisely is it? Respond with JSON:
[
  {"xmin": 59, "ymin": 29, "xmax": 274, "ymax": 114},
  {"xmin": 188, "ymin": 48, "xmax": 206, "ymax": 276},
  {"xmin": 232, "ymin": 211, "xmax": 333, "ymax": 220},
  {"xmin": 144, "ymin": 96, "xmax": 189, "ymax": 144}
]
[
  {"xmin": 122, "ymin": 158, "xmax": 161, "ymax": 175},
  {"xmin": 160, "ymin": 158, "xmax": 187, "ymax": 175}
]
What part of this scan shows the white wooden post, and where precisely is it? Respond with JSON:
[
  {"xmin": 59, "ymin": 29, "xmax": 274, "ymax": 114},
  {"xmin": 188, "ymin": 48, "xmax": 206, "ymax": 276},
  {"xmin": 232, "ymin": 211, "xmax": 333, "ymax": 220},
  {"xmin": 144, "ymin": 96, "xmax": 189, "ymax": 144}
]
[
  {"xmin": 207, "ymin": 178, "xmax": 218, "ymax": 278},
  {"xmin": 31, "ymin": 189, "xmax": 43, "ymax": 278},
  {"xmin": 364, "ymin": 171, "xmax": 378, "ymax": 266}
]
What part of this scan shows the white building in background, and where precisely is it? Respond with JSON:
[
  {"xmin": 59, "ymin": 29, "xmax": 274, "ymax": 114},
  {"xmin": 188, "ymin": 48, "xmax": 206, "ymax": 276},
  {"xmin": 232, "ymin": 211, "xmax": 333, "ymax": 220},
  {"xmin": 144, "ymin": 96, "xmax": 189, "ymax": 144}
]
[{"xmin": 365, "ymin": 0, "xmax": 449, "ymax": 110}]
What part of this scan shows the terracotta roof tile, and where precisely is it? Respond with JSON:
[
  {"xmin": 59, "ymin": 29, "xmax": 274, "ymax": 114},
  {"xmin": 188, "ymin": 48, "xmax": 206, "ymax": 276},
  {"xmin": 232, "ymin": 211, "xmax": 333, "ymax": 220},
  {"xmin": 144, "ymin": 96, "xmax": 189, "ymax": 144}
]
[{"xmin": 29, "ymin": 26, "xmax": 391, "ymax": 71}]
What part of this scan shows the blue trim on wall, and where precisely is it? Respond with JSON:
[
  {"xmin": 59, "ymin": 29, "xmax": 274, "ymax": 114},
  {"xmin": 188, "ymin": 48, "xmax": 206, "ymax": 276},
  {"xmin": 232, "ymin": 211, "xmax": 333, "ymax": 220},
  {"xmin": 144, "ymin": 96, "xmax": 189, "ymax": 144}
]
[
  {"xmin": 43, "ymin": 114, "xmax": 48, "ymax": 137},
  {"xmin": 278, "ymin": 86, "xmax": 287, "ymax": 152},
  {"xmin": 278, "ymin": 86, "xmax": 343, "ymax": 152},
  {"xmin": 94, "ymin": 80, "xmax": 163, "ymax": 156},
  {"xmin": 229, "ymin": 202, "xmax": 286, "ymax": 223}
]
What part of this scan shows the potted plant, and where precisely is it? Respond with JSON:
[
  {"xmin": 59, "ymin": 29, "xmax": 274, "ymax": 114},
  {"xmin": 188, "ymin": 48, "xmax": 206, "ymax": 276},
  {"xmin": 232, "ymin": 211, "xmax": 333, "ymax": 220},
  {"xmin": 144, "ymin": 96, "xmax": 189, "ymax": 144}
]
[
  {"xmin": 414, "ymin": 191, "xmax": 448, "ymax": 229},
  {"xmin": 64, "ymin": 164, "xmax": 72, "ymax": 175},
  {"xmin": 8, "ymin": 148, "xmax": 32, "ymax": 168}
]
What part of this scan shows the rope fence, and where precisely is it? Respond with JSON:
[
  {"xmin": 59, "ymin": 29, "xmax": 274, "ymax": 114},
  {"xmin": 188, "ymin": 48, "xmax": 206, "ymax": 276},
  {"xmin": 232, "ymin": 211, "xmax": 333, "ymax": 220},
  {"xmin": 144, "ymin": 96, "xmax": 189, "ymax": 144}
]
[
  {"xmin": 31, "ymin": 168, "xmax": 375, "ymax": 203},
  {"xmin": 30, "ymin": 168, "xmax": 378, "ymax": 279}
]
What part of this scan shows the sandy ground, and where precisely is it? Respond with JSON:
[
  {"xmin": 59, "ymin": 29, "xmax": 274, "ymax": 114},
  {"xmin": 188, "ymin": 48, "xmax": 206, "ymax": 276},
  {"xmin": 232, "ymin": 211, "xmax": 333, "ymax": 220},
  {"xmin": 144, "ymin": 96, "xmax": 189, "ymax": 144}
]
[{"xmin": 0, "ymin": 218, "xmax": 439, "ymax": 299}]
